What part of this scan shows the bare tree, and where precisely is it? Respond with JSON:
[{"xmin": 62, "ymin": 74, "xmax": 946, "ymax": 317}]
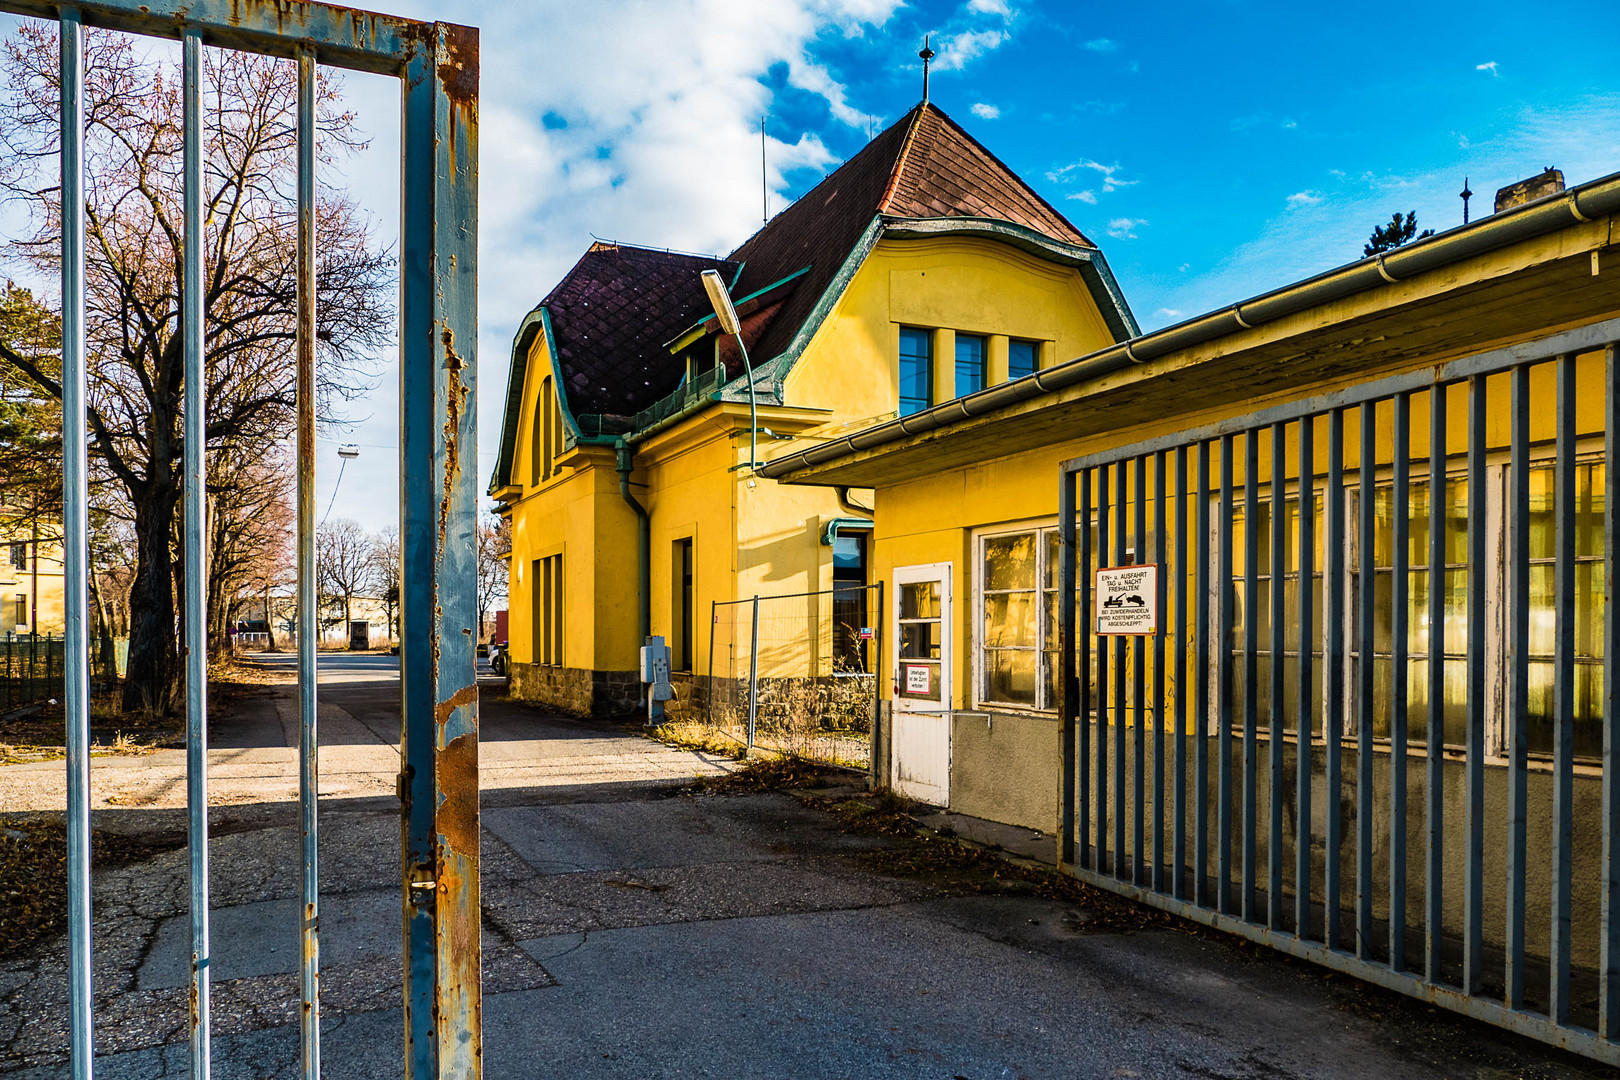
[
  {"xmin": 0, "ymin": 26, "xmax": 393, "ymax": 712},
  {"xmin": 477, "ymin": 511, "xmax": 510, "ymax": 645},
  {"xmin": 370, "ymin": 525, "xmax": 399, "ymax": 645},
  {"xmin": 317, "ymin": 517, "xmax": 374, "ymax": 648},
  {"xmin": 207, "ymin": 449, "xmax": 293, "ymax": 656}
]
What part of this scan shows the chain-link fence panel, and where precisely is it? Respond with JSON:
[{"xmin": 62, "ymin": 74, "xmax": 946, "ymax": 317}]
[{"xmin": 667, "ymin": 584, "xmax": 882, "ymax": 769}]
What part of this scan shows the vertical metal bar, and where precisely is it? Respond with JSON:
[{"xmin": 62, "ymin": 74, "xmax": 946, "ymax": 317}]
[
  {"xmin": 1269, "ymin": 422, "xmax": 1285, "ymax": 930},
  {"xmin": 1297, "ymin": 415, "xmax": 1316, "ymax": 940},
  {"xmin": 1390, "ymin": 392, "xmax": 1410, "ymax": 972},
  {"xmin": 1357, "ymin": 401, "xmax": 1376, "ymax": 962},
  {"xmin": 1243, "ymin": 430, "xmax": 1259, "ymax": 922},
  {"xmin": 1602, "ymin": 343, "xmax": 1620, "ymax": 1040},
  {"xmin": 1097, "ymin": 465, "xmax": 1110, "ymax": 871},
  {"xmin": 1133, "ymin": 453, "xmax": 1147, "ymax": 886},
  {"xmin": 1506, "ymin": 364, "xmax": 1529, "ymax": 1007},
  {"xmin": 748, "ymin": 596, "xmax": 760, "ymax": 750},
  {"xmin": 1219, "ymin": 433, "xmax": 1235, "ymax": 914},
  {"xmin": 706, "ymin": 599, "xmax": 718, "ymax": 725},
  {"xmin": 1078, "ymin": 468, "xmax": 1092, "ymax": 870},
  {"xmin": 1326, "ymin": 407, "xmax": 1346, "ymax": 951},
  {"xmin": 400, "ymin": 23, "xmax": 482, "ymax": 1079},
  {"xmin": 1427, "ymin": 383, "xmax": 1448, "ymax": 986},
  {"xmin": 181, "ymin": 28, "xmax": 211, "ymax": 1079},
  {"xmin": 1154, "ymin": 450, "xmax": 1168, "ymax": 893},
  {"xmin": 295, "ymin": 47, "xmax": 321, "ymax": 1080},
  {"xmin": 1551, "ymin": 353, "xmax": 1576, "ymax": 1024},
  {"xmin": 1196, "ymin": 440, "xmax": 1211, "ymax": 907},
  {"xmin": 1059, "ymin": 469, "xmax": 1077, "ymax": 868},
  {"xmin": 58, "ymin": 11, "xmax": 92, "ymax": 1078},
  {"xmin": 1114, "ymin": 459, "xmax": 1127, "ymax": 878},
  {"xmin": 1464, "ymin": 373, "xmax": 1487, "ymax": 993},
  {"xmin": 1175, "ymin": 445, "xmax": 1189, "ymax": 901}
]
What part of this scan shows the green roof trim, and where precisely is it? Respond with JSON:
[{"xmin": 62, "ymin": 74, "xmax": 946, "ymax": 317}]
[{"xmin": 487, "ymin": 303, "xmax": 586, "ymax": 495}]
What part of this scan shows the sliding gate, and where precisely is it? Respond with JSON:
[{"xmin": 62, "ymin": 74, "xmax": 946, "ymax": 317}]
[
  {"xmin": 32, "ymin": 2, "xmax": 482, "ymax": 1078},
  {"xmin": 1057, "ymin": 317, "xmax": 1620, "ymax": 1063}
]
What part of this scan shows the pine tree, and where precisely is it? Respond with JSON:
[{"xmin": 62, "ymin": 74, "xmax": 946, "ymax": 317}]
[{"xmin": 1364, "ymin": 211, "xmax": 1435, "ymax": 257}]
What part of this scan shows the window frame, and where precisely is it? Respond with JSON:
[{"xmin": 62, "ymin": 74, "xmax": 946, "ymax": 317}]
[
  {"xmin": 973, "ymin": 519, "xmax": 1062, "ymax": 712},
  {"xmin": 955, "ymin": 333, "xmax": 987, "ymax": 397},
  {"xmin": 897, "ymin": 326, "xmax": 933, "ymax": 417},
  {"xmin": 1008, "ymin": 338, "xmax": 1039, "ymax": 381}
]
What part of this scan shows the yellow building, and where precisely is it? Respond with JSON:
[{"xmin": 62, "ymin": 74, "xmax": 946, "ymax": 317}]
[
  {"xmin": 0, "ymin": 514, "xmax": 63, "ymax": 636},
  {"xmin": 489, "ymin": 102, "xmax": 1137, "ymax": 715}
]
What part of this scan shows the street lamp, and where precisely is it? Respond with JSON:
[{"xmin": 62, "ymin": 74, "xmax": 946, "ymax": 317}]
[
  {"xmin": 701, "ymin": 269, "xmax": 758, "ymax": 472},
  {"xmin": 322, "ymin": 444, "xmax": 360, "ymax": 524}
]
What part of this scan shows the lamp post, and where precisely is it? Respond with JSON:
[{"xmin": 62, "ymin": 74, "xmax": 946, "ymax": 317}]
[
  {"xmin": 320, "ymin": 444, "xmax": 360, "ymax": 525},
  {"xmin": 700, "ymin": 269, "xmax": 758, "ymax": 473}
]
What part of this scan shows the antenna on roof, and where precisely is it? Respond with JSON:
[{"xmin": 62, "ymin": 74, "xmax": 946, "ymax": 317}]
[
  {"xmin": 919, "ymin": 36, "xmax": 935, "ymax": 103},
  {"xmin": 1460, "ymin": 176, "xmax": 1473, "ymax": 225}
]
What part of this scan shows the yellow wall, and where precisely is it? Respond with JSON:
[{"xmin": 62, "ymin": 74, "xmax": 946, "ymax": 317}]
[
  {"xmin": 0, "ymin": 523, "xmax": 64, "ymax": 635},
  {"xmin": 500, "ymin": 231, "xmax": 1120, "ymax": 685}
]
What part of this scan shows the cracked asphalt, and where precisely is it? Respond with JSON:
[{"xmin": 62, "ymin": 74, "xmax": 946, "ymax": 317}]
[{"xmin": 0, "ymin": 655, "xmax": 1603, "ymax": 1078}]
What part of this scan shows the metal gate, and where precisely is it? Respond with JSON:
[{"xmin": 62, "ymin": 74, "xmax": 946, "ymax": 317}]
[
  {"xmin": 30, "ymin": 2, "xmax": 482, "ymax": 1077},
  {"xmin": 1057, "ymin": 317, "xmax": 1620, "ymax": 1063}
]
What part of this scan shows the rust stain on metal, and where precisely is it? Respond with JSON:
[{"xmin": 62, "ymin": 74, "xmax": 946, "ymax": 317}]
[
  {"xmin": 438, "ymin": 23, "xmax": 479, "ymax": 109},
  {"xmin": 434, "ymin": 683, "xmax": 478, "ymax": 726},
  {"xmin": 434, "ymin": 732, "xmax": 480, "ymax": 873}
]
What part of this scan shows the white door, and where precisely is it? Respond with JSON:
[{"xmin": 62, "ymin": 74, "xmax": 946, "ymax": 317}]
[{"xmin": 892, "ymin": 562, "xmax": 952, "ymax": 805}]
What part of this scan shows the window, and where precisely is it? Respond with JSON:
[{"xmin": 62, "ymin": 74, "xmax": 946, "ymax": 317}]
[
  {"xmin": 8, "ymin": 543, "xmax": 24, "ymax": 570},
  {"xmin": 1524, "ymin": 461, "xmax": 1605, "ymax": 758},
  {"xmin": 13, "ymin": 594, "xmax": 25, "ymax": 628},
  {"xmin": 832, "ymin": 532, "xmax": 870, "ymax": 672},
  {"xmin": 531, "ymin": 377, "xmax": 563, "ymax": 485},
  {"xmin": 982, "ymin": 531, "xmax": 1040, "ymax": 705},
  {"xmin": 897, "ymin": 579, "xmax": 943, "ymax": 701},
  {"xmin": 898, "ymin": 327, "xmax": 932, "ymax": 417},
  {"xmin": 672, "ymin": 538, "xmax": 693, "ymax": 672},
  {"xmin": 533, "ymin": 553, "xmax": 563, "ymax": 666},
  {"xmin": 1008, "ymin": 339, "xmax": 1038, "ymax": 381},
  {"xmin": 955, "ymin": 334, "xmax": 986, "ymax": 397}
]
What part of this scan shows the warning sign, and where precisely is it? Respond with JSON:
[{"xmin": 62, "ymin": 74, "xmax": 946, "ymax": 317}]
[
  {"xmin": 1095, "ymin": 564, "xmax": 1158, "ymax": 636},
  {"xmin": 901, "ymin": 662, "xmax": 938, "ymax": 698}
]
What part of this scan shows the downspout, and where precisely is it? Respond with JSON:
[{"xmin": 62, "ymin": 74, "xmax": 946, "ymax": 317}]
[{"xmin": 615, "ymin": 438, "xmax": 651, "ymax": 642}]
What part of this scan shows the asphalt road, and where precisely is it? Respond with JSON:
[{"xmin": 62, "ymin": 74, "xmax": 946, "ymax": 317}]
[{"xmin": 0, "ymin": 657, "xmax": 1599, "ymax": 1078}]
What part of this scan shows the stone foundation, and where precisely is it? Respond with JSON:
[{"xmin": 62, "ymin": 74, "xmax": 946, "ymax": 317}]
[{"xmin": 507, "ymin": 662, "xmax": 641, "ymax": 717}]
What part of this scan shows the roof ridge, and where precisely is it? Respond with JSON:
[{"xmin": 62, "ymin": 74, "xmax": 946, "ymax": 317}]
[{"xmin": 875, "ymin": 102, "xmax": 928, "ymax": 215}]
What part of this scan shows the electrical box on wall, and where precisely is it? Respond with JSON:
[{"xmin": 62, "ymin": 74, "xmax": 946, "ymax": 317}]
[{"xmin": 640, "ymin": 635, "xmax": 674, "ymax": 723}]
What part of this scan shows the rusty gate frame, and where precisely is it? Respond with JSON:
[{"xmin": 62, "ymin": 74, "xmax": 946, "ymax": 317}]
[{"xmin": 12, "ymin": 2, "xmax": 483, "ymax": 1077}]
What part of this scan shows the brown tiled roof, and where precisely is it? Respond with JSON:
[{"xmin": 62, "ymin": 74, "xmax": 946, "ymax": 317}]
[
  {"xmin": 727, "ymin": 101, "xmax": 1094, "ymax": 364},
  {"xmin": 543, "ymin": 242, "xmax": 738, "ymax": 419},
  {"xmin": 533, "ymin": 103, "xmax": 1097, "ymax": 429}
]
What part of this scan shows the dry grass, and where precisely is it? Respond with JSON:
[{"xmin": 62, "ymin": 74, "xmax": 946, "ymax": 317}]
[{"xmin": 0, "ymin": 820, "xmax": 186, "ymax": 956}]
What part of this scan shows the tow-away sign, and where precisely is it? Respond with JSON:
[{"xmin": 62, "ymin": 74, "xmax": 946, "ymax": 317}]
[{"xmin": 1095, "ymin": 564, "xmax": 1158, "ymax": 636}]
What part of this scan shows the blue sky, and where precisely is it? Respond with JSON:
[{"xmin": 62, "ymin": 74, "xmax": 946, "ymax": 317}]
[{"xmin": 8, "ymin": 0, "xmax": 1620, "ymax": 534}]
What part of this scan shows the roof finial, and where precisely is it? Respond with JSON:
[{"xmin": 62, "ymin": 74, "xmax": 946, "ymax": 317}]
[
  {"xmin": 1460, "ymin": 175, "xmax": 1473, "ymax": 224},
  {"xmin": 919, "ymin": 35, "xmax": 935, "ymax": 103}
]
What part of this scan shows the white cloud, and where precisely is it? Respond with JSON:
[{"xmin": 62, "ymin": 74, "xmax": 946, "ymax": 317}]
[
  {"xmin": 1084, "ymin": 38, "xmax": 1118, "ymax": 52},
  {"xmin": 1107, "ymin": 217, "xmax": 1147, "ymax": 239},
  {"xmin": 934, "ymin": 28, "xmax": 1008, "ymax": 71},
  {"xmin": 971, "ymin": 102, "xmax": 1001, "ymax": 120},
  {"xmin": 1047, "ymin": 158, "xmax": 1136, "ymax": 193},
  {"xmin": 1154, "ymin": 307, "xmax": 1183, "ymax": 320},
  {"xmin": 1066, "ymin": 190, "xmax": 1098, "ymax": 204},
  {"xmin": 1477, "ymin": 60, "xmax": 1500, "ymax": 76},
  {"xmin": 315, "ymin": 0, "xmax": 904, "ymax": 532},
  {"xmin": 1286, "ymin": 190, "xmax": 1323, "ymax": 208},
  {"xmin": 966, "ymin": 0, "xmax": 1013, "ymax": 15}
]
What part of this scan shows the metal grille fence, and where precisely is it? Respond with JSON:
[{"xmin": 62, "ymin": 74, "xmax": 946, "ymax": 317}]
[
  {"xmin": 0, "ymin": 632, "xmax": 121, "ymax": 713},
  {"xmin": 685, "ymin": 584, "xmax": 882, "ymax": 769},
  {"xmin": 29, "ymin": 3, "xmax": 482, "ymax": 1078},
  {"xmin": 1057, "ymin": 317, "xmax": 1620, "ymax": 1063}
]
